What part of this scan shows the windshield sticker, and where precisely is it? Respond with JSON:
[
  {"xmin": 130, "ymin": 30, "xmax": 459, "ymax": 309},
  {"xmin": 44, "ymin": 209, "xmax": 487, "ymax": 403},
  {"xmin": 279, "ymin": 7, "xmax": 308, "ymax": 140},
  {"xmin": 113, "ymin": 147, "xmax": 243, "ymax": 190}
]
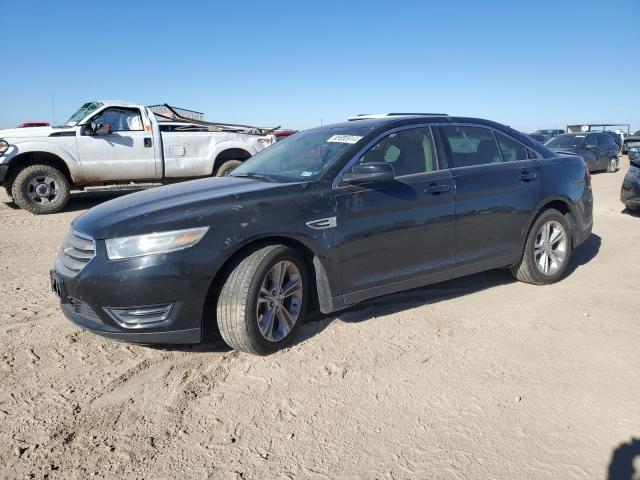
[
  {"xmin": 327, "ymin": 135, "xmax": 363, "ymax": 144},
  {"xmin": 300, "ymin": 171, "xmax": 313, "ymax": 177}
]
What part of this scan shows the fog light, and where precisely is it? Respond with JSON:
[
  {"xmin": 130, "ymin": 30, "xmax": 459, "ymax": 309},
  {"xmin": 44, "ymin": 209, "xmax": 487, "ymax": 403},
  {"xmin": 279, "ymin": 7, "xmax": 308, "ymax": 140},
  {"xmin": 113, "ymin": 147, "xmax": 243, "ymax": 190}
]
[{"xmin": 106, "ymin": 303, "xmax": 174, "ymax": 329}]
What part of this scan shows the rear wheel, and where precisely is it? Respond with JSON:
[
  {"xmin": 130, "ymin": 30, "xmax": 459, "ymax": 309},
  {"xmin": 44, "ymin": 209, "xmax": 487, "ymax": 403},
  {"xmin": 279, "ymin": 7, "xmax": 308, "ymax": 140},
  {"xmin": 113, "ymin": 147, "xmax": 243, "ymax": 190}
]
[
  {"xmin": 215, "ymin": 159, "xmax": 242, "ymax": 177},
  {"xmin": 216, "ymin": 245, "xmax": 308, "ymax": 355},
  {"xmin": 511, "ymin": 209, "xmax": 572, "ymax": 285},
  {"xmin": 12, "ymin": 164, "xmax": 70, "ymax": 214},
  {"xmin": 607, "ymin": 157, "xmax": 618, "ymax": 173}
]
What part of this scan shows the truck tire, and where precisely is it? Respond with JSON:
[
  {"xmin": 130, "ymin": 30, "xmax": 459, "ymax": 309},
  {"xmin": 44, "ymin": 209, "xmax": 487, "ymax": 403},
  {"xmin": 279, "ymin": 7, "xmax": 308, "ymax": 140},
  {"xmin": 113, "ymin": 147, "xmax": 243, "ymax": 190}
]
[
  {"xmin": 216, "ymin": 245, "xmax": 308, "ymax": 355},
  {"xmin": 12, "ymin": 164, "xmax": 70, "ymax": 214},
  {"xmin": 215, "ymin": 160, "xmax": 242, "ymax": 176},
  {"xmin": 511, "ymin": 209, "xmax": 573, "ymax": 285}
]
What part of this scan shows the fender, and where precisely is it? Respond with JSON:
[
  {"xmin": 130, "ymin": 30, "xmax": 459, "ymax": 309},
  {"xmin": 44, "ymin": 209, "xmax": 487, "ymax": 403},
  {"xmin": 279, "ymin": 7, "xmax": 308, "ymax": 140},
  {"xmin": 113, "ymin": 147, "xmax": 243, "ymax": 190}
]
[
  {"xmin": 4, "ymin": 140, "xmax": 81, "ymax": 182},
  {"xmin": 520, "ymin": 195, "xmax": 578, "ymax": 249},
  {"xmin": 206, "ymin": 140, "xmax": 255, "ymax": 167}
]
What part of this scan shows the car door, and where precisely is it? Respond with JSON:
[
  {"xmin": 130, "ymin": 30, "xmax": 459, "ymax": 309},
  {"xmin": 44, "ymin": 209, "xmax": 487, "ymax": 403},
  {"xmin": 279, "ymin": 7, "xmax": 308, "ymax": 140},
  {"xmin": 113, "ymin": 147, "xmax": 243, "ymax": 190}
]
[
  {"xmin": 435, "ymin": 125, "xmax": 541, "ymax": 274},
  {"xmin": 334, "ymin": 126, "xmax": 455, "ymax": 303},
  {"xmin": 581, "ymin": 134, "xmax": 600, "ymax": 169},
  {"xmin": 597, "ymin": 133, "xmax": 616, "ymax": 168},
  {"xmin": 76, "ymin": 107, "xmax": 159, "ymax": 181}
]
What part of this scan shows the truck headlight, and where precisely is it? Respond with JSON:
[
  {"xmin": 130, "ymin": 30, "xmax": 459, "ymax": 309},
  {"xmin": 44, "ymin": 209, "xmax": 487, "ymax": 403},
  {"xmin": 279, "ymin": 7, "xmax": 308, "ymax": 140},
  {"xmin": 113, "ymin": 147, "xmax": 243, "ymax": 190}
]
[
  {"xmin": 0, "ymin": 140, "xmax": 8, "ymax": 154},
  {"xmin": 105, "ymin": 227, "xmax": 209, "ymax": 260}
]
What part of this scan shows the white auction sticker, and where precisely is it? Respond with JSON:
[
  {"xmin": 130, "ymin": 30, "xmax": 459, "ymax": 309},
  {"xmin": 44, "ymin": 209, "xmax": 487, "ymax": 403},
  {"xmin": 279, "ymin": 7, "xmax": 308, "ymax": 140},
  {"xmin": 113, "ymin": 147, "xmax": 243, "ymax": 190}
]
[{"xmin": 327, "ymin": 135, "xmax": 363, "ymax": 144}]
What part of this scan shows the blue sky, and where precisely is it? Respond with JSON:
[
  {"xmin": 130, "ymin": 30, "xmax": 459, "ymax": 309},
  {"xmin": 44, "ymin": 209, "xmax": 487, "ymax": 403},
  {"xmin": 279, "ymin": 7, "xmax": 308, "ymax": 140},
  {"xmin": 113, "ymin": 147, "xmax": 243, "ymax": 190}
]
[{"xmin": 1, "ymin": 0, "xmax": 639, "ymax": 132}]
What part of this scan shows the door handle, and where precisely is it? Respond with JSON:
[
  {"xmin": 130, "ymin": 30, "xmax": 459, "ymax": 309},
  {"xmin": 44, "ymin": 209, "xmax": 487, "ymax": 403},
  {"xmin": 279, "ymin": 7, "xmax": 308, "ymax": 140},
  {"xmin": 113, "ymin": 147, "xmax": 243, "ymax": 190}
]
[
  {"xmin": 425, "ymin": 183, "xmax": 450, "ymax": 194},
  {"xmin": 144, "ymin": 138, "xmax": 153, "ymax": 148},
  {"xmin": 519, "ymin": 171, "xmax": 537, "ymax": 181}
]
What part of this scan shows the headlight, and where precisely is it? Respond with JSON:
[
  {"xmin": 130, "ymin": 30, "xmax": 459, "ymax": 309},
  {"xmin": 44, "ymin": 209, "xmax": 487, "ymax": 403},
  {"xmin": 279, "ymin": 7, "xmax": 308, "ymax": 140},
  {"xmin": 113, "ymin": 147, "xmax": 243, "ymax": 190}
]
[
  {"xmin": 105, "ymin": 227, "xmax": 209, "ymax": 260},
  {"xmin": 0, "ymin": 139, "xmax": 8, "ymax": 154}
]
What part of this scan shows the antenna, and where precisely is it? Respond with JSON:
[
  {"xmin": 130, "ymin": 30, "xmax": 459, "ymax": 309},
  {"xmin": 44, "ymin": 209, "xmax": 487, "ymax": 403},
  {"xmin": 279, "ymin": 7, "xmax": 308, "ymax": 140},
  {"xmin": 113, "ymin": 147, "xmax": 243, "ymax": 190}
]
[{"xmin": 51, "ymin": 92, "xmax": 55, "ymax": 125}]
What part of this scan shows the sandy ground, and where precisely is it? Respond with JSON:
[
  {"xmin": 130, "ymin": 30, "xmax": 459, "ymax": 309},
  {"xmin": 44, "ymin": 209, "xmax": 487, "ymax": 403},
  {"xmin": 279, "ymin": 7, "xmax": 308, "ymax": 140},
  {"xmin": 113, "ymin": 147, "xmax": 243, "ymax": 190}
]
[{"xmin": 0, "ymin": 158, "xmax": 639, "ymax": 480}]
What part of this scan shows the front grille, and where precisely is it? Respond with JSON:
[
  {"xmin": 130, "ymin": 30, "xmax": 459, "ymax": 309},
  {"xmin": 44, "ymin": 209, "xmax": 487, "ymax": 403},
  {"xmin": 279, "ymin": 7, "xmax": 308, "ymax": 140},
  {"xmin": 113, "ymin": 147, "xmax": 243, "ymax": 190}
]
[{"xmin": 55, "ymin": 231, "xmax": 95, "ymax": 276}]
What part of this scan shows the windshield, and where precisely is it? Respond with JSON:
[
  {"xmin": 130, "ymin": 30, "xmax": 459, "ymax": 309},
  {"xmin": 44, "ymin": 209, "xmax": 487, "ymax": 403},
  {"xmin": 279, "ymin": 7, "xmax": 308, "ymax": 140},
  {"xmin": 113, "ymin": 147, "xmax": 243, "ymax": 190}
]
[
  {"xmin": 634, "ymin": 130, "xmax": 640, "ymax": 136},
  {"xmin": 231, "ymin": 126, "xmax": 369, "ymax": 182},
  {"xmin": 546, "ymin": 134, "xmax": 586, "ymax": 149},
  {"xmin": 65, "ymin": 101, "xmax": 103, "ymax": 126}
]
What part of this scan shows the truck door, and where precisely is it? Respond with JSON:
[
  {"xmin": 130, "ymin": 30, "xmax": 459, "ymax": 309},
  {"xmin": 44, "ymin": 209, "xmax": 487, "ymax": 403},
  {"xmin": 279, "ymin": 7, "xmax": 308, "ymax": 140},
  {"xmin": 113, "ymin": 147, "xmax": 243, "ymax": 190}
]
[{"xmin": 76, "ymin": 107, "xmax": 160, "ymax": 181}]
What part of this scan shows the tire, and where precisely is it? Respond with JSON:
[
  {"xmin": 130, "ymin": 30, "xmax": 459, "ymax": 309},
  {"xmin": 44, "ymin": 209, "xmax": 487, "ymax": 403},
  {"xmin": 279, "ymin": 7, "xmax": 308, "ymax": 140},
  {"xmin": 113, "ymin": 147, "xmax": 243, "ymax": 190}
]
[
  {"xmin": 215, "ymin": 159, "xmax": 242, "ymax": 177},
  {"xmin": 11, "ymin": 164, "xmax": 70, "ymax": 214},
  {"xmin": 216, "ymin": 245, "xmax": 308, "ymax": 355},
  {"xmin": 511, "ymin": 209, "xmax": 573, "ymax": 285},
  {"xmin": 607, "ymin": 157, "xmax": 618, "ymax": 173}
]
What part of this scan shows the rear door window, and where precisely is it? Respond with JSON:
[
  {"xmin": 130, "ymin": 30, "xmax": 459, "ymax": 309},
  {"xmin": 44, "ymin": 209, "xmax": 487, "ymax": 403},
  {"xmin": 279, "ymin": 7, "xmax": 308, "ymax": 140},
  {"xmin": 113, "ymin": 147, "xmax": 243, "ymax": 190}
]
[
  {"xmin": 439, "ymin": 126, "xmax": 502, "ymax": 167},
  {"xmin": 495, "ymin": 131, "xmax": 528, "ymax": 162}
]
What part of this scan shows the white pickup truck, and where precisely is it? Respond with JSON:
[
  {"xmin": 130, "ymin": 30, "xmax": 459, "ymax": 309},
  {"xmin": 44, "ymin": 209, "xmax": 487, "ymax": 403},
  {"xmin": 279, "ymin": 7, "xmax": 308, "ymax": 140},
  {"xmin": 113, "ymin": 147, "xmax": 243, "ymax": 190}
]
[{"xmin": 0, "ymin": 100, "xmax": 277, "ymax": 214}]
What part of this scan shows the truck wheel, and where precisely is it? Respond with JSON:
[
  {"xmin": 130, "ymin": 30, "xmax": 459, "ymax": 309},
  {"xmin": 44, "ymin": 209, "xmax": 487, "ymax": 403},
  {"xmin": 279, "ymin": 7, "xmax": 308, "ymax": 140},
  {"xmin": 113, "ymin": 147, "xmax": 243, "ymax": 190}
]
[
  {"xmin": 216, "ymin": 245, "xmax": 308, "ymax": 355},
  {"xmin": 511, "ymin": 209, "xmax": 573, "ymax": 285},
  {"xmin": 215, "ymin": 160, "xmax": 242, "ymax": 176},
  {"xmin": 607, "ymin": 157, "xmax": 618, "ymax": 173},
  {"xmin": 12, "ymin": 164, "xmax": 70, "ymax": 214}
]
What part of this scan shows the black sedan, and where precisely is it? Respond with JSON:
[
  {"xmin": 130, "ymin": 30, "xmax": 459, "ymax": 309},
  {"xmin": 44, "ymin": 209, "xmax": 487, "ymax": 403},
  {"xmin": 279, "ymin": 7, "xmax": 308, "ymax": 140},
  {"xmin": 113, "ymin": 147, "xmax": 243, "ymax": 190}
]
[
  {"xmin": 52, "ymin": 115, "xmax": 593, "ymax": 355},
  {"xmin": 546, "ymin": 132, "xmax": 620, "ymax": 173}
]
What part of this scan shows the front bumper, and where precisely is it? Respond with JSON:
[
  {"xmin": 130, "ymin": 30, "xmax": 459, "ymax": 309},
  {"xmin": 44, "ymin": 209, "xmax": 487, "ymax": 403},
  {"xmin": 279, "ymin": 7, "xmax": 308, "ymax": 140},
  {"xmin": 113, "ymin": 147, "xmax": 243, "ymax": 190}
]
[{"xmin": 53, "ymin": 237, "xmax": 223, "ymax": 344}]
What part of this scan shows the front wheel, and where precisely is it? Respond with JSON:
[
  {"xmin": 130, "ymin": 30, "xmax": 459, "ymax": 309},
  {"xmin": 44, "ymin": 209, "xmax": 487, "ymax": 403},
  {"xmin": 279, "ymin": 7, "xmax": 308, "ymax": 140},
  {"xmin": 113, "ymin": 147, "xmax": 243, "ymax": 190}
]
[
  {"xmin": 12, "ymin": 164, "xmax": 70, "ymax": 214},
  {"xmin": 607, "ymin": 157, "xmax": 618, "ymax": 173},
  {"xmin": 216, "ymin": 245, "xmax": 308, "ymax": 355},
  {"xmin": 511, "ymin": 209, "xmax": 573, "ymax": 285}
]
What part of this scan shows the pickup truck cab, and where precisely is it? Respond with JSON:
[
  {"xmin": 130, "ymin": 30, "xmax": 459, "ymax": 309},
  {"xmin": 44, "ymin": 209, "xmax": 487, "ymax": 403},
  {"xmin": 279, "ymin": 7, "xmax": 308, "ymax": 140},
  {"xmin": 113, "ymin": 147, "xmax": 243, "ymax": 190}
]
[{"xmin": 0, "ymin": 100, "xmax": 276, "ymax": 214}]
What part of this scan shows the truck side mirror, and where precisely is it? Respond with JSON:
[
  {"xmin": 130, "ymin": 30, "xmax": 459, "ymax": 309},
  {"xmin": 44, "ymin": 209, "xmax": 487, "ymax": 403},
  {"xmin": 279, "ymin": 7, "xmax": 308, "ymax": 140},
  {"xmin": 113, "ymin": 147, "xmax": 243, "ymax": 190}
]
[{"xmin": 93, "ymin": 123, "xmax": 112, "ymax": 135}]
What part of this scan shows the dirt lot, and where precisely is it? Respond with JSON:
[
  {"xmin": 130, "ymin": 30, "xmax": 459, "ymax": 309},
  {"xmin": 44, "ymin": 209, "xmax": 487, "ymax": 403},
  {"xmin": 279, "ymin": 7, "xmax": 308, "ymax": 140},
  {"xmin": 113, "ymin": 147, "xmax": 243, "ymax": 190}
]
[{"xmin": 0, "ymin": 158, "xmax": 639, "ymax": 480}]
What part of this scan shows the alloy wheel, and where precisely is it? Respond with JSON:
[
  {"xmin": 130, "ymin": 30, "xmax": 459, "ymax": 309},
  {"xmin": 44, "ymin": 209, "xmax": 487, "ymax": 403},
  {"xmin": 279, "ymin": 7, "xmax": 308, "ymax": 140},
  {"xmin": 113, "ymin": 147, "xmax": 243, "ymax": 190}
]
[
  {"xmin": 26, "ymin": 176, "xmax": 60, "ymax": 205},
  {"xmin": 256, "ymin": 260, "xmax": 303, "ymax": 342},
  {"xmin": 534, "ymin": 220, "xmax": 568, "ymax": 276}
]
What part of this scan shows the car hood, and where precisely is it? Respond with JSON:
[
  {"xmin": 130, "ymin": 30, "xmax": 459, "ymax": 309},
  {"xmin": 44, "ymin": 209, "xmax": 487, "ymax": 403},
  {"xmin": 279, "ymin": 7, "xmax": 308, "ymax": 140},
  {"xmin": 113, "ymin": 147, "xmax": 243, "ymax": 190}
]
[
  {"xmin": 0, "ymin": 126, "xmax": 72, "ymax": 139},
  {"xmin": 73, "ymin": 176, "xmax": 299, "ymax": 239}
]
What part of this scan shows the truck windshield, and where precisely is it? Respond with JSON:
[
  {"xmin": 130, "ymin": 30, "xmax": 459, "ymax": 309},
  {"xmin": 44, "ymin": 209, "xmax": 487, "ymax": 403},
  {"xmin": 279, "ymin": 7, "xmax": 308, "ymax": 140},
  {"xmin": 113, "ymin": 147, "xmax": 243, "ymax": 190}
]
[
  {"xmin": 230, "ymin": 126, "xmax": 369, "ymax": 182},
  {"xmin": 65, "ymin": 101, "xmax": 103, "ymax": 126}
]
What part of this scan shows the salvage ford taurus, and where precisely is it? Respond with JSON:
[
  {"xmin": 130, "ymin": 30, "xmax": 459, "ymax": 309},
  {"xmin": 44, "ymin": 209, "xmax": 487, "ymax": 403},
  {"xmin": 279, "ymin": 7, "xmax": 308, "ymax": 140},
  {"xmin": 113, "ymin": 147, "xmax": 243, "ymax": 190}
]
[{"xmin": 51, "ymin": 115, "xmax": 593, "ymax": 355}]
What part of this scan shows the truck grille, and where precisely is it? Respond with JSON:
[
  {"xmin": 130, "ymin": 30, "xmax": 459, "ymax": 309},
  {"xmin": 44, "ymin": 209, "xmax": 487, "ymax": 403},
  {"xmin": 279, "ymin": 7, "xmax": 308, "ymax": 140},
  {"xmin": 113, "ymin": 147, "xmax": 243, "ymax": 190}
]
[{"xmin": 55, "ymin": 231, "xmax": 96, "ymax": 276}]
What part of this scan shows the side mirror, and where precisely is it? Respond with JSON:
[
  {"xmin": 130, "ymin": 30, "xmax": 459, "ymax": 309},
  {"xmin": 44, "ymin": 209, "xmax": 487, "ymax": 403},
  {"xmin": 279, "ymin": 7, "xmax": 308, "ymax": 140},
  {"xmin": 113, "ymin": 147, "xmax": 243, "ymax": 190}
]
[
  {"xmin": 92, "ymin": 122, "xmax": 112, "ymax": 135},
  {"xmin": 342, "ymin": 162, "xmax": 394, "ymax": 185}
]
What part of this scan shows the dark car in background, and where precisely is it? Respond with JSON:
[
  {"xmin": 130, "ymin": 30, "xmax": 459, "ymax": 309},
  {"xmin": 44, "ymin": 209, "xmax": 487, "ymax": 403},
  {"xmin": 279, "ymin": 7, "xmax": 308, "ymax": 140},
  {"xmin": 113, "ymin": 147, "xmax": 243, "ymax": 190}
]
[
  {"xmin": 621, "ymin": 148, "xmax": 640, "ymax": 212},
  {"xmin": 51, "ymin": 115, "xmax": 593, "ymax": 355},
  {"xmin": 603, "ymin": 131, "xmax": 623, "ymax": 152},
  {"xmin": 623, "ymin": 130, "xmax": 640, "ymax": 154},
  {"xmin": 528, "ymin": 133, "xmax": 546, "ymax": 143},
  {"xmin": 532, "ymin": 129, "xmax": 564, "ymax": 143},
  {"xmin": 546, "ymin": 132, "xmax": 620, "ymax": 172}
]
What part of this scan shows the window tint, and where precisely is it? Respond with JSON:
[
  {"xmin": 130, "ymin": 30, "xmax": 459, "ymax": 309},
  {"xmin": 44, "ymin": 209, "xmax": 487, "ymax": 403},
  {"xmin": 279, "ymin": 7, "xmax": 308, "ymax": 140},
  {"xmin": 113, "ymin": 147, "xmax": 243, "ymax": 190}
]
[
  {"xmin": 358, "ymin": 128, "xmax": 436, "ymax": 176},
  {"xmin": 440, "ymin": 126, "xmax": 502, "ymax": 167},
  {"xmin": 585, "ymin": 134, "xmax": 597, "ymax": 147},
  {"xmin": 527, "ymin": 148, "xmax": 539, "ymax": 159},
  {"xmin": 92, "ymin": 108, "xmax": 143, "ymax": 131},
  {"xmin": 598, "ymin": 133, "xmax": 612, "ymax": 145},
  {"xmin": 495, "ymin": 131, "xmax": 528, "ymax": 162}
]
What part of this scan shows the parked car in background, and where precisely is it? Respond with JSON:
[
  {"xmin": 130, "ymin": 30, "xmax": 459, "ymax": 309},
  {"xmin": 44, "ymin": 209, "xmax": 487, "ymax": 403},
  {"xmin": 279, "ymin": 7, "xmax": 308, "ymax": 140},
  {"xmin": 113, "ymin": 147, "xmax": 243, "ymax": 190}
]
[
  {"xmin": 603, "ymin": 130, "xmax": 623, "ymax": 152},
  {"xmin": 532, "ymin": 129, "xmax": 564, "ymax": 143},
  {"xmin": 0, "ymin": 100, "xmax": 277, "ymax": 214},
  {"xmin": 623, "ymin": 130, "xmax": 640, "ymax": 154},
  {"xmin": 18, "ymin": 122, "xmax": 50, "ymax": 128},
  {"xmin": 528, "ymin": 133, "xmax": 546, "ymax": 143},
  {"xmin": 274, "ymin": 129, "xmax": 298, "ymax": 141},
  {"xmin": 621, "ymin": 147, "xmax": 640, "ymax": 211},
  {"xmin": 546, "ymin": 132, "xmax": 619, "ymax": 172},
  {"xmin": 51, "ymin": 114, "xmax": 593, "ymax": 355}
]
